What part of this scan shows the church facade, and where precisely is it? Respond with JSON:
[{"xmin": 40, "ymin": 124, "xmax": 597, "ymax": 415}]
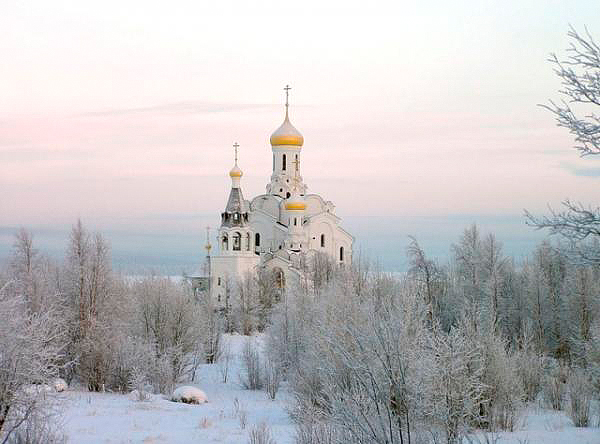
[{"xmin": 206, "ymin": 88, "xmax": 354, "ymax": 304}]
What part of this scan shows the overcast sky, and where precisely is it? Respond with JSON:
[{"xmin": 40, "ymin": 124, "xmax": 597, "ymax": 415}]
[{"xmin": 1, "ymin": 0, "xmax": 599, "ymax": 271}]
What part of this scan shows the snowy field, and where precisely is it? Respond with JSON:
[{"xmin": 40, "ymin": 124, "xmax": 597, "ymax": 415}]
[
  {"xmin": 61, "ymin": 334, "xmax": 295, "ymax": 444},
  {"xmin": 58, "ymin": 334, "xmax": 599, "ymax": 444}
]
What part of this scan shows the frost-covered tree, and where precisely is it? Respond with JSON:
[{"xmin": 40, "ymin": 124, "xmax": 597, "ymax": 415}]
[
  {"xmin": 422, "ymin": 326, "xmax": 487, "ymax": 444},
  {"xmin": 452, "ymin": 225, "xmax": 484, "ymax": 331},
  {"xmin": 0, "ymin": 277, "xmax": 65, "ymax": 441},
  {"xmin": 133, "ymin": 276, "xmax": 203, "ymax": 390},
  {"xmin": 62, "ymin": 221, "xmax": 124, "ymax": 390},
  {"xmin": 407, "ymin": 236, "xmax": 446, "ymax": 328},
  {"xmin": 235, "ymin": 272, "xmax": 260, "ymax": 335},
  {"xmin": 526, "ymin": 27, "xmax": 600, "ymax": 264},
  {"xmin": 480, "ymin": 234, "xmax": 508, "ymax": 333}
]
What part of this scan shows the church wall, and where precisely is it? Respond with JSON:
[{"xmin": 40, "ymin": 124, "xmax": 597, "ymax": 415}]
[
  {"xmin": 309, "ymin": 220, "xmax": 334, "ymax": 253},
  {"xmin": 209, "ymin": 255, "xmax": 260, "ymax": 306},
  {"xmin": 249, "ymin": 212, "xmax": 286, "ymax": 253}
]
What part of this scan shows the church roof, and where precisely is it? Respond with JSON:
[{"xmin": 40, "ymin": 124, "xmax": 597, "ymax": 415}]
[
  {"xmin": 226, "ymin": 187, "xmax": 248, "ymax": 213},
  {"xmin": 221, "ymin": 187, "xmax": 249, "ymax": 227}
]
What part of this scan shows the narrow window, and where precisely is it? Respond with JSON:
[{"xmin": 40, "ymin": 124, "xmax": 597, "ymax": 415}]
[
  {"xmin": 340, "ymin": 246, "xmax": 344, "ymax": 262},
  {"xmin": 222, "ymin": 235, "xmax": 228, "ymax": 250},
  {"xmin": 246, "ymin": 233, "xmax": 251, "ymax": 251},
  {"xmin": 233, "ymin": 232, "xmax": 241, "ymax": 251},
  {"xmin": 255, "ymin": 233, "xmax": 260, "ymax": 247},
  {"xmin": 218, "ymin": 277, "xmax": 221, "ymax": 286},
  {"xmin": 294, "ymin": 218, "xmax": 297, "ymax": 226},
  {"xmin": 282, "ymin": 154, "xmax": 286, "ymax": 171},
  {"xmin": 321, "ymin": 234, "xmax": 325, "ymax": 248},
  {"xmin": 218, "ymin": 294, "xmax": 221, "ymax": 302},
  {"xmin": 273, "ymin": 154, "xmax": 275, "ymax": 170},
  {"xmin": 274, "ymin": 268, "xmax": 285, "ymax": 289}
]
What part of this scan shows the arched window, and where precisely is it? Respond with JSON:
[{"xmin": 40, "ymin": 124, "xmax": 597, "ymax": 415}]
[
  {"xmin": 282, "ymin": 154, "xmax": 286, "ymax": 171},
  {"xmin": 294, "ymin": 218, "xmax": 297, "ymax": 226},
  {"xmin": 233, "ymin": 232, "xmax": 241, "ymax": 251},
  {"xmin": 246, "ymin": 233, "xmax": 251, "ymax": 251},
  {"xmin": 339, "ymin": 246, "xmax": 344, "ymax": 262},
  {"xmin": 320, "ymin": 234, "xmax": 325, "ymax": 248},
  {"xmin": 255, "ymin": 233, "xmax": 260, "ymax": 247},
  {"xmin": 286, "ymin": 192, "xmax": 291, "ymax": 198},
  {"xmin": 222, "ymin": 234, "xmax": 228, "ymax": 251}
]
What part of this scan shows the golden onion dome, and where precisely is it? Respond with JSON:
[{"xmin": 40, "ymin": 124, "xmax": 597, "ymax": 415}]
[
  {"xmin": 270, "ymin": 109, "xmax": 304, "ymax": 147},
  {"xmin": 229, "ymin": 164, "xmax": 243, "ymax": 178}
]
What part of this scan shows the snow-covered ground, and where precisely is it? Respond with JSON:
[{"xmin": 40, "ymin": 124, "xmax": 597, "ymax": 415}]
[
  {"xmin": 477, "ymin": 405, "xmax": 600, "ymax": 444},
  {"xmin": 59, "ymin": 334, "xmax": 599, "ymax": 444},
  {"xmin": 61, "ymin": 334, "xmax": 295, "ymax": 443}
]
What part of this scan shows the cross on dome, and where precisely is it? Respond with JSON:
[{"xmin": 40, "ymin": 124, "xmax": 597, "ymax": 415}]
[
  {"xmin": 233, "ymin": 142, "xmax": 239, "ymax": 164},
  {"xmin": 284, "ymin": 84, "xmax": 291, "ymax": 109},
  {"xmin": 229, "ymin": 142, "xmax": 243, "ymax": 179},
  {"xmin": 270, "ymin": 84, "xmax": 304, "ymax": 146}
]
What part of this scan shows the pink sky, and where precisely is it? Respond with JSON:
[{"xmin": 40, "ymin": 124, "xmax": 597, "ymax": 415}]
[{"xmin": 1, "ymin": 0, "xmax": 599, "ymax": 269}]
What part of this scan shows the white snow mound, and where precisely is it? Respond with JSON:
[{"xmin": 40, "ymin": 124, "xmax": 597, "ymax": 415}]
[
  {"xmin": 171, "ymin": 386, "xmax": 207, "ymax": 404},
  {"xmin": 52, "ymin": 378, "xmax": 67, "ymax": 392}
]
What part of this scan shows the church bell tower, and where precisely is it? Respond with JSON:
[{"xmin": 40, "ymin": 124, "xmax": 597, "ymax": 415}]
[{"xmin": 267, "ymin": 85, "xmax": 306, "ymax": 199}]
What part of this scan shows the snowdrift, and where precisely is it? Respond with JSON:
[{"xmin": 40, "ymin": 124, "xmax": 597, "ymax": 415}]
[{"xmin": 171, "ymin": 386, "xmax": 208, "ymax": 404}]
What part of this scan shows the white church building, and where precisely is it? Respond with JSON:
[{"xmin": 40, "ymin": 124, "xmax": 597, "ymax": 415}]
[{"xmin": 202, "ymin": 87, "xmax": 354, "ymax": 304}]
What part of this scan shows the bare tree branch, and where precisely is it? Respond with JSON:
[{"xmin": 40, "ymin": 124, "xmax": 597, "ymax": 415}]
[{"xmin": 540, "ymin": 25, "xmax": 600, "ymax": 156}]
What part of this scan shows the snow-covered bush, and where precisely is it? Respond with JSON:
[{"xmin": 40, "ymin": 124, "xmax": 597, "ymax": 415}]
[
  {"xmin": 2, "ymin": 408, "xmax": 66, "ymax": 444},
  {"xmin": 286, "ymin": 274, "xmax": 426, "ymax": 444},
  {"xmin": 248, "ymin": 422, "xmax": 276, "ymax": 444},
  {"xmin": 0, "ymin": 288, "xmax": 65, "ymax": 440},
  {"xmin": 294, "ymin": 422, "xmax": 343, "ymax": 444},
  {"xmin": 516, "ymin": 347, "xmax": 543, "ymax": 403},
  {"xmin": 107, "ymin": 335, "xmax": 153, "ymax": 394},
  {"xmin": 477, "ymin": 330, "xmax": 524, "ymax": 431},
  {"xmin": 264, "ymin": 357, "xmax": 281, "ymax": 400},
  {"xmin": 151, "ymin": 350, "xmax": 176, "ymax": 395},
  {"xmin": 542, "ymin": 366, "xmax": 566, "ymax": 411},
  {"xmin": 567, "ymin": 370, "xmax": 592, "ymax": 427},
  {"xmin": 132, "ymin": 277, "xmax": 204, "ymax": 388},
  {"xmin": 236, "ymin": 399, "xmax": 248, "ymax": 430},
  {"xmin": 171, "ymin": 386, "xmax": 207, "ymax": 404},
  {"xmin": 423, "ymin": 327, "xmax": 487, "ymax": 444},
  {"xmin": 218, "ymin": 339, "xmax": 232, "ymax": 383},
  {"xmin": 240, "ymin": 339, "xmax": 263, "ymax": 390}
]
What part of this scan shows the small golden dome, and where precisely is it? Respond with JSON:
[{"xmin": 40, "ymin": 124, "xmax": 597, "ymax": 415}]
[
  {"xmin": 229, "ymin": 165, "xmax": 243, "ymax": 178},
  {"xmin": 270, "ymin": 110, "xmax": 304, "ymax": 147},
  {"xmin": 285, "ymin": 202, "xmax": 306, "ymax": 211},
  {"xmin": 285, "ymin": 193, "xmax": 306, "ymax": 210}
]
